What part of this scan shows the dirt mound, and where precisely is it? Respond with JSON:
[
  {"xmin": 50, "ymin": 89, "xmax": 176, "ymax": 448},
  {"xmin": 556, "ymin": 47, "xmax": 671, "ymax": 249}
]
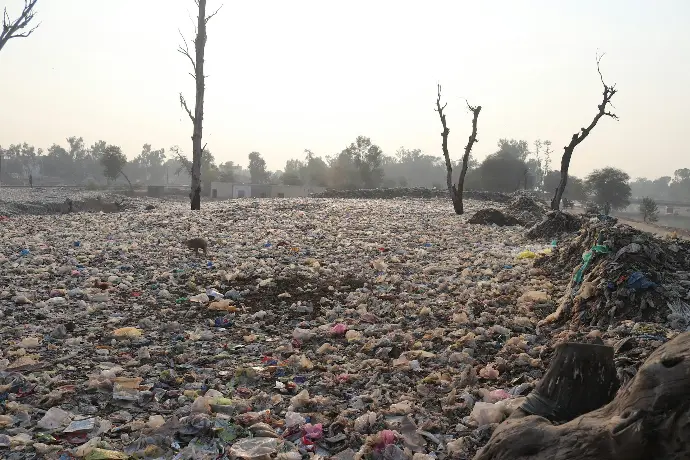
[
  {"xmin": 537, "ymin": 219, "xmax": 690, "ymax": 329},
  {"xmin": 526, "ymin": 211, "xmax": 583, "ymax": 240},
  {"xmin": 469, "ymin": 208, "xmax": 522, "ymax": 226}
]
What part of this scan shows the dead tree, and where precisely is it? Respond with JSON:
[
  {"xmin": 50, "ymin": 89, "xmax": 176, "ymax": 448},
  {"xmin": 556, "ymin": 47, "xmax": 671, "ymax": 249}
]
[
  {"xmin": 178, "ymin": 0, "xmax": 221, "ymax": 210},
  {"xmin": 0, "ymin": 0, "xmax": 39, "ymax": 53},
  {"xmin": 551, "ymin": 54, "xmax": 617, "ymax": 210},
  {"xmin": 435, "ymin": 84, "xmax": 481, "ymax": 215},
  {"xmin": 474, "ymin": 332, "xmax": 690, "ymax": 460}
]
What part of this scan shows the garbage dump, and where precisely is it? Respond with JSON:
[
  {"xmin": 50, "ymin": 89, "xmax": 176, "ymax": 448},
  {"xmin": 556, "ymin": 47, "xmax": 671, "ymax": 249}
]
[
  {"xmin": 0, "ymin": 191, "xmax": 687, "ymax": 459},
  {"xmin": 0, "ymin": 187, "xmax": 144, "ymax": 216},
  {"xmin": 313, "ymin": 189, "xmax": 511, "ymax": 202}
]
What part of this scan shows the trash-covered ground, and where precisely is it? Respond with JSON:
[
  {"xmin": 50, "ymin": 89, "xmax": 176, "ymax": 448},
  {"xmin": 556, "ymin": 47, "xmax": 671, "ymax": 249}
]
[
  {"xmin": 0, "ymin": 188, "xmax": 154, "ymax": 216},
  {"xmin": 313, "ymin": 189, "xmax": 511, "ymax": 203},
  {"xmin": 1, "ymin": 194, "xmax": 688, "ymax": 459}
]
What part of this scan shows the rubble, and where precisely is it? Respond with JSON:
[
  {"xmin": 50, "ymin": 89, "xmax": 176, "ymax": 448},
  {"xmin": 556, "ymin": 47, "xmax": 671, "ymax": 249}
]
[{"xmin": 0, "ymin": 194, "xmax": 686, "ymax": 459}]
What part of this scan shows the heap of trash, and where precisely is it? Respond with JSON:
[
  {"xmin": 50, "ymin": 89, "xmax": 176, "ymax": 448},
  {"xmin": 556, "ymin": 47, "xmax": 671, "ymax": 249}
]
[
  {"xmin": 526, "ymin": 211, "xmax": 583, "ymax": 240},
  {"xmin": 0, "ymin": 192, "xmax": 687, "ymax": 459},
  {"xmin": 536, "ymin": 215, "xmax": 690, "ymax": 329}
]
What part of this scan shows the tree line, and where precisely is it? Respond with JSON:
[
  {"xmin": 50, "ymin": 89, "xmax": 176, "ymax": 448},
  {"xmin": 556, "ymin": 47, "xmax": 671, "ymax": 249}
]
[{"xmin": 4, "ymin": 134, "xmax": 683, "ymax": 210}]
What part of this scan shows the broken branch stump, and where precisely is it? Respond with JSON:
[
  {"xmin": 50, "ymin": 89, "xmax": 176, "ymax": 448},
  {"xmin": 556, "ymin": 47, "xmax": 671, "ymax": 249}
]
[
  {"xmin": 474, "ymin": 332, "xmax": 690, "ymax": 460},
  {"xmin": 519, "ymin": 342, "xmax": 619, "ymax": 423}
]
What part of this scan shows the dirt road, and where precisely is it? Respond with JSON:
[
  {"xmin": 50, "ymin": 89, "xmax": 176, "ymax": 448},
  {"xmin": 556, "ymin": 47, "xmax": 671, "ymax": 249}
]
[{"xmin": 614, "ymin": 216, "xmax": 690, "ymax": 240}]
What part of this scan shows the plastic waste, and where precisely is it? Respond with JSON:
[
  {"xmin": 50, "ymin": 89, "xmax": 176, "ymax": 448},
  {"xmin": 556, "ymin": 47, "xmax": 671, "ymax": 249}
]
[{"xmin": 470, "ymin": 401, "xmax": 505, "ymax": 425}]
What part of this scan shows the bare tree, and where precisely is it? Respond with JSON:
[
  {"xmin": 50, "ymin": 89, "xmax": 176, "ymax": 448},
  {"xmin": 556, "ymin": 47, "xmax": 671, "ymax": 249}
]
[
  {"xmin": 178, "ymin": 0, "xmax": 221, "ymax": 210},
  {"xmin": 551, "ymin": 54, "xmax": 618, "ymax": 210},
  {"xmin": 0, "ymin": 0, "xmax": 39, "ymax": 53},
  {"xmin": 435, "ymin": 84, "xmax": 481, "ymax": 215}
]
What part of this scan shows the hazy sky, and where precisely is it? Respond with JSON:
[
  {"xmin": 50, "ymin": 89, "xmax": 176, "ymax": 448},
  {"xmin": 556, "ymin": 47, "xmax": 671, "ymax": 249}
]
[{"xmin": 1, "ymin": 0, "xmax": 689, "ymax": 179}]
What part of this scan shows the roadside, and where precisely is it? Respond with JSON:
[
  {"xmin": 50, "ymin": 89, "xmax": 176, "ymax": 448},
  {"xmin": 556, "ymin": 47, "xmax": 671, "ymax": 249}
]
[
  {"xmin": 613, "ymin": 215, "xmax": 690, "ymax": 240},
  {"xmin": 570, "ymin": 205, "xmax": 690, "ymax": 240}
]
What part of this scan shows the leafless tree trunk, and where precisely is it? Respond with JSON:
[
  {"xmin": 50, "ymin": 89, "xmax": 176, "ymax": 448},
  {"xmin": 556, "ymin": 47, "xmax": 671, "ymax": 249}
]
[
  {"xmin": 551, "ymin": 54, "xmax": 618, "ymax": 210},
  {"xmin": 178, "ymin": 0, "xmax": 221, "ymax": 210},
  {"xmin": 0, "ymin": 0, "xmax": 39, "ymax": 54},
  {"xmin": 435, "ymin": 84, "xmax": 481, "ymax": 215}
]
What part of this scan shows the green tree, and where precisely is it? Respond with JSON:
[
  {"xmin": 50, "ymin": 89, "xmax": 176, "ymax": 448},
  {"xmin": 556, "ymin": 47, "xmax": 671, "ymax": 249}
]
[
  {"xmin": 217, "ymin": 161, "xmax": 235, "ymax": 182},
  {"xmin": 282, "ymin": 171, "xmax": 303, "ymax": 185},
  {"xmin": 248, "ymin": 151, "xmax": 269, "ymax": 183},
  {"xmin": 639, "ymin": 197, "xmax": 659, "ymax": 223},
  {"xmin": 302, "ymin": 152, "xmax": 329, "ymax": 186},
  {"xmin": 585, "ymin": 167, "xmax": 631, "ymax": 211},
  {"xmin": 341, "ymin": 136, "xmax": 384, "ymax": 188},
  {"xmin": 100, "ymin": 145, "xmax": 133, "ymax": 190},
  {"xmin": 496, "ymin": 138, "xmax": 530, "ymax": 161},
  {"xmin": 545, "ymin": 170, "xmax": 587, "ymax": 202},
  {"xmin": 133, "ymin": 144, "xmax": 166, "ymax": 183},
  {"xmin": 477, "ymin": 151, "xmax": 528, "ymax": 193}
]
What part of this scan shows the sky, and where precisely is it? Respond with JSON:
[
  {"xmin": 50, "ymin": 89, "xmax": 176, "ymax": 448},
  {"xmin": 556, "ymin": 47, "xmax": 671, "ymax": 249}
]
[{"xmin": 1, "ymin": 0, "xmax": 689, "ymax": 179}]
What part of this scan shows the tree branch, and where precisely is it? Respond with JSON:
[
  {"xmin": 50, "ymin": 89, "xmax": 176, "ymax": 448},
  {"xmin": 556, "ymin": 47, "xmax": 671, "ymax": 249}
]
[
  {"xmin": 177, "ymin": 30, "xmax": 197, "ymax": 78},
  {"xmin": 179, "ymin": 93, "xmax": 195, "ymax": 123},
  {"xmin": 0, "ymin": 0, "xmax": 40, "ymax": 53},
  {"xmin": 550, "ymin": 52, "xmax": 618, "ymax": 210},
  {"xmin": 175, "ymin": 151, "xmax": 193, "ymax": 176},
  {"xmin": 435, "ymin": 84, "xmax": 453, "ymax": 196},
  {"xmin": 566, "ymin": 53, "xmax": 618, "ymax": 151},
  {"xmin": 206, "ymin": 5, "xmax": 223, "ymax": 23}
]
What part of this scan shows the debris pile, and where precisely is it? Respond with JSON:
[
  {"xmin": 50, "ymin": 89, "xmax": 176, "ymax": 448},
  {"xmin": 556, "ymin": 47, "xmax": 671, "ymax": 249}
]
[
  {"xmin": 469, "ymin": 208, "xmax": 522, "ymax": 226},
  {"xmin": 537, "ymin": 218, "xmax": 690, "ymax": 329},
  {"xmin": 505, "ymin": 195, "xmax": 547, "ymax": 228},
  {"xmin": 526, "ymin": 211, "xmax": 583, "ymax": 240}
]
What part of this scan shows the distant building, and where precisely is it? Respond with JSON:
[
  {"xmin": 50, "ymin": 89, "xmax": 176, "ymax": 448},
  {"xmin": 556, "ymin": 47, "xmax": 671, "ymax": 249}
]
[{"xmin": 209, "ymin": 182, "xmax": 325, "ymax": 199}]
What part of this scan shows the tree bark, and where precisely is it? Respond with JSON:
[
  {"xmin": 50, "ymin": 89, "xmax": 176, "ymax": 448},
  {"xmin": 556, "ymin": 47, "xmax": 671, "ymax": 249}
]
[
  {"xmin": 435, "ymin": 85, "xmax": 480, "ymax": 215},
  {"xmin": 457, "ymin": 103, "xmax": 481, "ymax": 213},
  {"xmin": 551, "ymin": 146, "xmax": 574, "ymax": 211},
  {"xmin": 189, "ymin": 0, "xmax": 206, "ymax": 211},
  {"xmin": 550, "ymin": 54, "xmax": 618, "ymax": 211},
  {"xmin": 474, "ymin": 332, "xmax": 690, "ymax": 460},
  {"xmin": 179, "ymin": 0, "xmax": 220, "ymax": 210},
  {"xmin": 519, "ymin": 342, "xmax": 618, "ymax": 423}
]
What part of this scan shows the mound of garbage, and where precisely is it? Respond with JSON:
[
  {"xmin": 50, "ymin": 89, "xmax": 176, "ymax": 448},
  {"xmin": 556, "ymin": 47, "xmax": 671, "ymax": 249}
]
[
  {"xmin": 526, "ymin": 211, "xmax": 583, "ymax": 240},
  {"xmin": 505, "ymin": 195, "xmax": 548, "ymax": 227},
  {"xmin": 536, "ymin": 217, "xmax": 690, "ymax": 329},
  {"xmin": 468, "ymin": 208, "xmax": 522, "ymax": 226}
]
